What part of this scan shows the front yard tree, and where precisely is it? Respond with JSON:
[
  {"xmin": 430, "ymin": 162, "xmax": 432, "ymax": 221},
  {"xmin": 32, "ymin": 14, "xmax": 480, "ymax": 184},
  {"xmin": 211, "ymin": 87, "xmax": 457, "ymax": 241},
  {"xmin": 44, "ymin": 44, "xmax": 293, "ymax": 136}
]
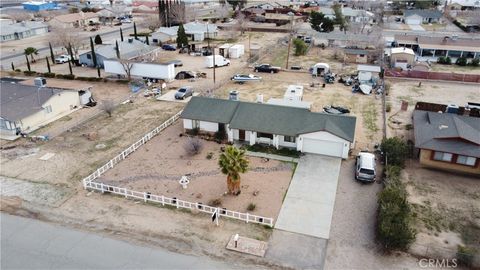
[
  {"xmin": 25, "ymin": 54, "xmax": 31, "ymax": 71},
  {"xmin": 176, "ymin": 23, "xmax": 188, "ymax": 48},
  {"xmin": 332, "ymin": 3, "xmax": 346, "ymax": 30},
  {"xmin": 24, "ymin": 47, "xmax": 38, "ymax": 63},
  {"xmin": 227, "ymin": 0, "xmax": 246, "ymax": 10},
  {"xmin": 46, "ymin": 57, "xmax": 51, "ymax": 73},
  {"xmin": 119, "ymin": 59, "xmax": 133, "ymax": 80},
  {"xmin": 94, "ymin": 34, "xmax": 102, "ymax": 44},
  {"xmin": 381, "ymin": 137, "xmax": 408, "ymax": 167},
  {"xmin": 293, "ymin": 38, "xmax": 308, "ymax": 56},
  {"xmin": 310, "ymin": 11, "xmax": 334, "ymax": 33},
  {"xmin": 120, "ymin": 27, "xmax": 124, "ymax": 42},
  {"xmin": 49, "ymin": 42, "xmax": 55, "ymax": 62},
  {"xmin": 218, "ymin": 146, "xmax": 249, "ymax": 195},
  {"xmin": 90, "ymin": 37, "xmax": 98, "ymax": 68}
]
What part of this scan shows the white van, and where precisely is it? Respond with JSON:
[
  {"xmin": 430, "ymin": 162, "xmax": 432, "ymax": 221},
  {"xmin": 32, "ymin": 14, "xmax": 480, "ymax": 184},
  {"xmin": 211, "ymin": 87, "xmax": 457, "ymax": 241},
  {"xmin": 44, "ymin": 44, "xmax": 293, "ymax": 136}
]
[
  {"xmin": 355, "ymin": 152, "xmax": 376, "ymax": 182},
  {"xmin": 205, "ymin": 55, "xmax": 230, "ymax": 68}
]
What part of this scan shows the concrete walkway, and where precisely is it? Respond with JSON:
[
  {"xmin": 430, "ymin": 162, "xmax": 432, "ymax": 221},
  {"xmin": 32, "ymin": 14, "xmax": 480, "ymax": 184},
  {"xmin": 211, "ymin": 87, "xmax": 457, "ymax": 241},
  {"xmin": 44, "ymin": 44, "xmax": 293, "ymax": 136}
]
[{"xmin": 275, "ymin": 154, "xmax": 341, "ymax": 239}]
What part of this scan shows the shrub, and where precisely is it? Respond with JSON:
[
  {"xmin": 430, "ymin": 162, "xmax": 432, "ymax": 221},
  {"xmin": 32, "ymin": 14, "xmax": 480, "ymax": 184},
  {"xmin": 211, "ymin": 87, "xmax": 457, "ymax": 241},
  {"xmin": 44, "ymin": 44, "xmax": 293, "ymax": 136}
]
[
  {"xmin": 116, "ymin": 79, "xmax": 130, "ymax": 84},
  {"xmin": 293, "ymin": 38, "xmax": 308, "ymax": 56},
  {"xmin": 23, "ymin": 70, "xmax": 37, "ymax": 76},
  {"xmin": 457, "ymin": 245, "xmax": 476, "ymax": 267},
  {"xmin": 377, "ymin": 181, "xmax": 416, "ymax": 250},
  {"xmin": 209, "ymin": 198, "xmax": 222, "ymax": 206},
  {"xmin": 470, "ymin": 58, "xmax": 479, "ymax": 67},
  {"xmin": 437, "ymin": 56, "xmax": 451, "ymax": 65},
  {"xmin": 206, "ymin": 152, "xmax": 214, "ymax": 160},
  {"xmin": 381, "ymin": 137, "xmax": 408, "ymax": 167},
  {"xmin": 187, "ymin": 127, "xmax": 199, "ymax": 136},
  {"xmin": 42, "ymin": 72, "xmax": 55, "ymax": 78},
  {"xmin": 214, "ymin": 129, "xmax": 227, "ymax": 142},
  {"xmin": 15, "ymin": 69, "xmax": 21, "ymax": 72},
  {"xmin": 184, "ymin": 137, "xmax": 203, "ymax": 156},
  {"xmin": 247, "ymin": 203, "xmax": 256, "ymax": 211},
  {"xmin": 456, "ymin": 57, "xmax": 468, "ymax": 66},
  {"xmin": 55, "ymin": 74, "xmax": 75, "ymax": 80},
  {"xmin": 386, "ymin": 103, "xmax": 392, "ymax": 113},
  {"xmin": 100, "ymin": 99, "xmax": 115, "ymax": 117}
]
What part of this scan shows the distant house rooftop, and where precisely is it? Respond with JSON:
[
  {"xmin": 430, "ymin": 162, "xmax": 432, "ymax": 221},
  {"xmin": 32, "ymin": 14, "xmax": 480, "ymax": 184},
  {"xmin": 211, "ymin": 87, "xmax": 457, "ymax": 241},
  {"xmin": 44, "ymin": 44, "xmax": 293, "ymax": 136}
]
[
  {"xmin": 53, "ymin": 12, "xmax": 98, "ymax": 23},
  {"xmin": 0, "ymin": 20, "xmax": 48, "ymax": 36},
  {"xmin": 395, "ymin": 34, "xmax": 480, "ymax": 52},
  {"xmin": 88, "ymin": 39, "xmax": 159, "ymax": 60},
  {"xmin": 404, "ymin": 9, "xmax": 443, "ymax": 19}
]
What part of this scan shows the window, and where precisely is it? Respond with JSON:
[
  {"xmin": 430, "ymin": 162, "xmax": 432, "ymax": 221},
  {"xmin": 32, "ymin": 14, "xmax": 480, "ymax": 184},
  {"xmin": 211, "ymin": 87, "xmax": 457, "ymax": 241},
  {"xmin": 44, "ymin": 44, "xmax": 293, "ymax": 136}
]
[
  {"xmin": 284, "ymin": 136, "xmax": 296, "ymax": 143},
  {"xmin": 456, "ymin": 155, "xmax": 477, "ymax": 166},
  {"xmin": 44, "ymin": 105, "xmax": 52, "ymax": 113},
  {"xmin": 433, "ymin": 151, "xmax": 452, "ymax": 162},
  {"xmin": 258, "ymin": 132, "xmax": 273, "ymax": 139},
  {"xmin": 192, "ymin": 120, "xmax": 199, "ymax": 129},
  {"xmin": 87, "ymin": 54, "xmax": 92, "ymax": 59}
]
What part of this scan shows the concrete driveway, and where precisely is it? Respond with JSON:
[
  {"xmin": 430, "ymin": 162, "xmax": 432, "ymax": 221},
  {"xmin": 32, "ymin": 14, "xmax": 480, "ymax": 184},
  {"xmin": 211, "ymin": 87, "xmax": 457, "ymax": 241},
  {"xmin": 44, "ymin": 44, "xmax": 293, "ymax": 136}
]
[
  {"xmin": 275, "ymin": 154, "xmax": 341, "ymax": 239},
  {"xmin": 408, "ymin": 24, "xmax": 425, "ymax": 31}
]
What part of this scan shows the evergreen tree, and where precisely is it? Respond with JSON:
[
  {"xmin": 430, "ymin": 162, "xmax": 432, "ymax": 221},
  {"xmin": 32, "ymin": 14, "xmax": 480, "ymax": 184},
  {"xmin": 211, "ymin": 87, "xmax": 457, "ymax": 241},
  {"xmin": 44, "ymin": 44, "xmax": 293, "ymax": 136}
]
[
  {"xmin": 176, "ymin": 23, "xmax": 188, "ymax": 48},
  {"xmin": 46, "ymin": 57, "xmax": 51, "ymax": 73},
  {"xmin": 310, "ymin": 11, "xmax": 334, "ymax": 33},
  {"xmin": 120, "ymin": 27, "xmax": 124, "ymax": 42},
  {"xmin": 25, "ymin": 54, "xmax": 31, "ymax": 71},
  {"xmin": 90, "ymin": 37, "xmax": 98, "ymax": 68},
  {"xmin": 49, "ymin": 42, "xmax": 55, "ymax": 63},
  {"xmin": 94, "ymin": 34, "xmax": 102, "ymax": 44},
  {"xmin": 133, "ymin": 22, "xmax": 138, "ymax": 40}
]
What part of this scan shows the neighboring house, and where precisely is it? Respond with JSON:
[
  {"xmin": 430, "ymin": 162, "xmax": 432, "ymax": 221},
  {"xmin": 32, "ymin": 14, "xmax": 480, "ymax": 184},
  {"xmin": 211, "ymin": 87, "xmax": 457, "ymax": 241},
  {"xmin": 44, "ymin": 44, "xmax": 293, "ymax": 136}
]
[
  {"xmin": 152, "ymin": 21, "xmax": 218, "ymax": 43},
  {"xmin": 180, "ymin": 97, "xmax": 356, "ymax": 159},
  {"xmin": 78, "ymin": 39, "xmax": 160, "ymax": 68},
  {"xmin": 395, "ymin": 34, "xmax": 480, "ymax": 62},
  {"xmin": 96, "ymin": 6, "xmax": 132, "ymax": 23},
  {"xmin": 23, "ymin": 1, "xmax": 57, "ymax": 11},
  {"xmin": 449, "ymin": 0, "xmax": 480, "ymax": 10},
  {"xmin": 0, "ymin": 20, "xmax": 49, "ymax": 42},
  {"xmin": 50, "ymin": 12, "xmax": 99, "ymax": 28},
  {"xmin": 404, "ymin": 9, "xmax": 443, "ymax": 24},
  {"xmin": 413, "ymin": 106, "xmax": 480, "ymax": 175},
  {"xmin": 389, "ymin": 47, "xmax": 416, "ymax": 69},
  {"xmin": 0, "ymin": 82, "xmax": 81, "ymax": 139},
  {"xmin": 321, "ymin": 7, "xmax": 374, "ymax": 23},
  {"xmin": 343, "ymin": 48, "xmax": 371, "ymax": 64}
]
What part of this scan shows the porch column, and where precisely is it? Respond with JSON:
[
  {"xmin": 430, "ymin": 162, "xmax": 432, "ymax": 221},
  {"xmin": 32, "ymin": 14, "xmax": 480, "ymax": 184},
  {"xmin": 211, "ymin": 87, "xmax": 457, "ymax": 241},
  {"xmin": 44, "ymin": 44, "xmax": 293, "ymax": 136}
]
[
  {"xmin": 226, "ymin": 125, "xmax": 233, "ymax": 142},
  {"xmin": 273, "ymin": 135, "xmax": 279, "ymax": 149},
  {"xmin": 432, "ymin": 50, "xmax": 436, "ymax": 57},
  {"xmin": 249, "ymin": 132, "xmax": 256, "ymax": 146}
]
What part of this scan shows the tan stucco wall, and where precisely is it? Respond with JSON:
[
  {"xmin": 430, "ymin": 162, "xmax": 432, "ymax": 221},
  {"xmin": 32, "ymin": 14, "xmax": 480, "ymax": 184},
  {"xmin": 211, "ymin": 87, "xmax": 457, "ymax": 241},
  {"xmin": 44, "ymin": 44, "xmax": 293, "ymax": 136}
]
[
  {"xmin": 20, "ymin": 90, "xmax": 80, "ymax": 133},
  {"xmin": 391, "ymin": 53, "xmax": 415, "ymax": 65},
  {"xmin": 419, "ymin": 149, "xmax": 480, "ymax": 175}
]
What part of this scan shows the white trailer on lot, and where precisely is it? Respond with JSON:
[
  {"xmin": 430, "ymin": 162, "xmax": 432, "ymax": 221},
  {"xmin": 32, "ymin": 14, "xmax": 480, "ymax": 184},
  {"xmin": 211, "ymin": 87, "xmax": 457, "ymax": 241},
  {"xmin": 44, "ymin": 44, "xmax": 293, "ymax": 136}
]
[
  {"xmin": 284, "ymin": 85, "xmax": 304, "ymax": 101},
  {"xmin": 104, "ymin": 60, "xmax": 175, "ymax": 81},
  {"xmin": 228, "ymin": 44, "xmax": 245, "ymax": 59}
]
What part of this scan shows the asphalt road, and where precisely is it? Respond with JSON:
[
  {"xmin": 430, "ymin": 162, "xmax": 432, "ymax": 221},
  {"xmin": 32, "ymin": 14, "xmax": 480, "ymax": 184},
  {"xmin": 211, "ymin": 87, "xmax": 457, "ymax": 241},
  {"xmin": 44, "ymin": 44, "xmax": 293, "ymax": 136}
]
[{"xmin": 0, "ymin": 213, "xmax": 242, "ymax": 270}]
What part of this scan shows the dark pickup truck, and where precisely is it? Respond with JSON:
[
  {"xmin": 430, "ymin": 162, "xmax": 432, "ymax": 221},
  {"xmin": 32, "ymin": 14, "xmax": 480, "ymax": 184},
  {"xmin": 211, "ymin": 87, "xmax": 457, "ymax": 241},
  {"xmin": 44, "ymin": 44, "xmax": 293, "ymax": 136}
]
[{"xmin": 254, "ymin": 64, "xmax": 281, "ymax": 73}]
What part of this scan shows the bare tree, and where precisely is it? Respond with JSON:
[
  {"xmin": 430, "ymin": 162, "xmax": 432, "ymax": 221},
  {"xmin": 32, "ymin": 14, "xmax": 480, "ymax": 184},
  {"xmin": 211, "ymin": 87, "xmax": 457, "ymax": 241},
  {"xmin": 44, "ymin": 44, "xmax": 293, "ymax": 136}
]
[
  {"xmin": 50, "ymin": 26, "xmax": 84, "ymax": 57},
  {"xmin": 100, "ymin": 100, "xmax": 116, "ymax": 117},
  {"xmin": 183, "ymin": 137, "xmax": 203, "ymax": 156},
  {"xmin": 168, "ymin": 2, "xmax": 187, "ymax": 25},
  {"xmin": 119, "ymin": 59, "xmax": 134, "ymax": 80},
  {"xmin": 7, "ymin": 11, "xmax": 31, "ymax": 22},
  {"xmin": 141, "ymin": 14, "xmax": 162, "ymax": 31},
  {"xmin": 232, "ymin": 12, "xmax": 248, "ymax": 36}
]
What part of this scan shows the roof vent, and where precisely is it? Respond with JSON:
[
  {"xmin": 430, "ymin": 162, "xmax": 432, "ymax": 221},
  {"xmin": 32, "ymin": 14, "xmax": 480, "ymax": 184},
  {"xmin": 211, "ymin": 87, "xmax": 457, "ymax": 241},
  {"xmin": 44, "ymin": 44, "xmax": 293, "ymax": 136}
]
[
  {"xmin": 439, "ymin": 125, "xmax": 449, "ymax": 130},
  {"xmin": 451, "ymin": 35, "xmax": 458, "ymax": 41},
  {"xmin": 229, "ymin": 90, "xmax": 239, "ymax": 101}
]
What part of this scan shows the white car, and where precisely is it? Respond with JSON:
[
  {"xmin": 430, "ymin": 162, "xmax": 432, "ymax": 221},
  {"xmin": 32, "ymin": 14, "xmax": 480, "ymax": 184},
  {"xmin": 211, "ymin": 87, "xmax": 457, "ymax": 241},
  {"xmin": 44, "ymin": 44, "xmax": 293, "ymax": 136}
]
[
  {"xmin": 120, "ymin": 19, "xmax": 132, "ymax": 23},
  {"xmin": 231, "ymin": 74, "xmax": 262, "ymax": 83},
  {"xmin": 55, "ymin": 55, "xmax": 71, "ymax": 64}
]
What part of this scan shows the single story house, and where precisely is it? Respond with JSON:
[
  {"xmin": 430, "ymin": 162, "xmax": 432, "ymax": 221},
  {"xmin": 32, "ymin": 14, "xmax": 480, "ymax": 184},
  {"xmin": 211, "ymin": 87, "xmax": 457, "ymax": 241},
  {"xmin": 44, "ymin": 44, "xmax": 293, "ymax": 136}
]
[
  {"xmin": 449, "ymin": 0, "xmax": 480, "ymax": 10},
  {"xmin": 389, "ymin": 47, "xmax": 415, "ymax": 69},
  {"xmin": 96, "ymin": 6, "xmax": 132, "ymax": 24},
  {"xmin": 413, "ymin": 109, "xmax": 480, "ymax": 175},
  {"xmin": 23, "ymin": 1, "xmax": 58, "ymax": 11},
  {"xmin": 395, "ymin": 34, "xmax": 480, "ymax": 62},
  {"xmin": 321, "ymin": 7, "xmax": 374, "ymax": 23},
  {"xmin": 78, "ymin": 39, "xmax": 160, "ymax": 68},
  {"xmin": 404, "ymin": 9, "xmax": 443, "ymax": 24},
  {"xmin": 343, "ymin": 48, "xmax": 371, "ymax": 64},
  {"xmin": 0, "ymin": 82, "xmax": 82, "ymax": 139},
  {"xmin": 180, "ymin": 97, "xmax": 356, "ymax": 159},
  {"xmin": 50, "ymin": 12, "xmax": 99, "ymax": 28},
  {"xmin": 0, "ymin": 20, "xmax": 49, "ymax": 42},
  {"xmin": 152, "ymin": 22, "xmax": 218, "ymax": 43}
]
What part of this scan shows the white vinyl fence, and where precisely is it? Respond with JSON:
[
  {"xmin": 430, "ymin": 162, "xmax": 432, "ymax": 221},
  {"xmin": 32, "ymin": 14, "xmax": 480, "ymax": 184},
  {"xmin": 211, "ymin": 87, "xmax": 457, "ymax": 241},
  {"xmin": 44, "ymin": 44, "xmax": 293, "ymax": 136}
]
[{"xmin": 82, "ymin": 111, "xmax": 274, "ymax": 227}]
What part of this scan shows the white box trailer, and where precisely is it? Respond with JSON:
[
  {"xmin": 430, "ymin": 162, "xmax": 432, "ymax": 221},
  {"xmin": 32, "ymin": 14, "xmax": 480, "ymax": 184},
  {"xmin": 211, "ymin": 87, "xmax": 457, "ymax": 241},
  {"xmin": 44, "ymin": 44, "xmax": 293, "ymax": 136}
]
[
  {"xmin": 104, "ymin": 60, "xmax": 175, "ymax": 81},
  {"xmin": 284, "ymin": 85, "xmax": 304, "ymax": 101},
  {"xmin": 205, "ymin": 55, "xmax": 230, "ymax": 68},
  {"xmin": 228, "ymin": 44, "xmax": 245, "ymax": 59}
]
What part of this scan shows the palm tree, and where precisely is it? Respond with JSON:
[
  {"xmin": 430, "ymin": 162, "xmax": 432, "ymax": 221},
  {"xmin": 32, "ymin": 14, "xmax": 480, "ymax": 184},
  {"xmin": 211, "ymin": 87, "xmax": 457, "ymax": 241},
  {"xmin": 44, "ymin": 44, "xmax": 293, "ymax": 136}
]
[
  {"xmin": 24, "ymin": 47, "xmax": 38, "ymax": 63},
  {"xmin": 218, "ymin": 146, "xmax": 249, "ymax": 195}
]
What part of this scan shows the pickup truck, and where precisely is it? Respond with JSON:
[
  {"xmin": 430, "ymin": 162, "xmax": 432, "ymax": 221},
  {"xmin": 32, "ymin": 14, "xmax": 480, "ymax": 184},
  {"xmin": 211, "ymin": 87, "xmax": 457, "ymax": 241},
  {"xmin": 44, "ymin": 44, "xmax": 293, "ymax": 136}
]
[
  {"xmin": 254, "ymin": 64, "xmax": 281, "ymax": 73},
  {"xmin": 54, "ymin": 55, "xmax": 71, "ymax": 64}
]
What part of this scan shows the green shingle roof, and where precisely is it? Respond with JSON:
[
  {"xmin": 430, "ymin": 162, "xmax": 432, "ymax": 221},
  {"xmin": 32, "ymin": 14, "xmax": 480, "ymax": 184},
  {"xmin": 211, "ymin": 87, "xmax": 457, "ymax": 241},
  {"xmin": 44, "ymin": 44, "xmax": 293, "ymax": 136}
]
[{"xmin": 181, "ymin": 96, "xmax": 357, "ymax": 142}]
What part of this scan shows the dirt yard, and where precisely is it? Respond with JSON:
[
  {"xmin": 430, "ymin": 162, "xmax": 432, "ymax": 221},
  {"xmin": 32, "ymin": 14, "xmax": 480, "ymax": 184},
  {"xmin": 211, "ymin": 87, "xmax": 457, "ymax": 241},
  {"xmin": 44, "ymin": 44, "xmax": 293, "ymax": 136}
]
[
  {"xmin": 386, "ymin": 79, "xmax": 480, "ymax": 140},
  {"xmin": 100, "ymin": 122, "xmax": 294, "ymax": 219}
]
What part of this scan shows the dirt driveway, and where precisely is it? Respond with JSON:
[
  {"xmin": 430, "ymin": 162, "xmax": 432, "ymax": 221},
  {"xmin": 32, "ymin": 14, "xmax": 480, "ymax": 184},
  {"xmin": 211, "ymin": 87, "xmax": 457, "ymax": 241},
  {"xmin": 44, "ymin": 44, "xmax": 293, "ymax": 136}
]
[{"xmin": 324, "ymin": 160, "xmax": 424, "ymax": 270}]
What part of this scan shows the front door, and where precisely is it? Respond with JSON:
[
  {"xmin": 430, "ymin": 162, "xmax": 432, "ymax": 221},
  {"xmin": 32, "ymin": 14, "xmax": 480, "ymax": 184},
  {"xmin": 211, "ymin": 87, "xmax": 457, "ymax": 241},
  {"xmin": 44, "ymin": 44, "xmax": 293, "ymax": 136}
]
[{"xmin": 239, "ymin": 130, "xmax": 245, "ymax": 141}]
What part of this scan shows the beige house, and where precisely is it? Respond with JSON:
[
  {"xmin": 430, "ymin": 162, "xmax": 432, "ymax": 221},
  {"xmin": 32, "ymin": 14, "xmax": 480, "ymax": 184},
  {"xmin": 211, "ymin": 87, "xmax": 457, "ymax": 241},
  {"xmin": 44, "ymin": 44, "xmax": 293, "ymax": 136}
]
[
  {"xmin": 413, "ymin": 107, "xmax": 480, "ymax": 175},
  {"xmin": 51, "ymin": 12, "xmax": 99, "ymax": 28},
  {"xmin": 343, "ymin": 49, "xmax": 371, "ymax": 64},
  {"xmin": 390, "ymin": 47, "xmax": 415, "ymax": 69},
  {"xmin": 0, "ymin": 82, "xmax": 83, "ymax": 140}
]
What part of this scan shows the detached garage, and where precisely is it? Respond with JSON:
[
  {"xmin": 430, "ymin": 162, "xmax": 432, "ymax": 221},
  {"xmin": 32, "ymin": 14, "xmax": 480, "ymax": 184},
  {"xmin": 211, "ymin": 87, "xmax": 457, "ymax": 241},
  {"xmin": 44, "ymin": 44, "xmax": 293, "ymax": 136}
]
[{"xmin": 181, "ymin": 97, "xmax": 357, "ymax": 159}]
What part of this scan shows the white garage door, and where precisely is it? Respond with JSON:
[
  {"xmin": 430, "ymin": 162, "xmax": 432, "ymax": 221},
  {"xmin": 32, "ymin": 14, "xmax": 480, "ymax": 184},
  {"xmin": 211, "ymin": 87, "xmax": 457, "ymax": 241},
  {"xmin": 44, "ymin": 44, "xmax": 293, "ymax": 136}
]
[
  {"xmin": 406, "ymin": 18, "xmax": 421, "ymax": 25},
  {"xmin": 302, "ymin": 138, "xmax": 344, "ymax": 158}
]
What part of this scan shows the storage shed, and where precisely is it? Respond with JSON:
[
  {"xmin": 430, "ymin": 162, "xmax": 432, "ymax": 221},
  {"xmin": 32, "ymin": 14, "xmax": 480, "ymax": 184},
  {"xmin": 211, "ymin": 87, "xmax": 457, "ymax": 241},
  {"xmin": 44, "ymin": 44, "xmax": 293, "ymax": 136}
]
[{"xmin": 228, "ymin": 44, "xmax": 245, "ymax": 59}]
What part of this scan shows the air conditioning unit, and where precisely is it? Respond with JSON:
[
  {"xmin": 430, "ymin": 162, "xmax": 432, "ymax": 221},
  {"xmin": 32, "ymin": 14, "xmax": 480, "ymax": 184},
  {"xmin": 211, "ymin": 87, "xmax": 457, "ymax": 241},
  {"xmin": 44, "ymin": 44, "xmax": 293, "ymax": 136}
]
[
  {"xmin": 34, "ymin": 77, "xmax": 47, "ymax": 87},
  {"xmin": 229, "ymin": 90, "xmax": 239, "ymax": 101}
]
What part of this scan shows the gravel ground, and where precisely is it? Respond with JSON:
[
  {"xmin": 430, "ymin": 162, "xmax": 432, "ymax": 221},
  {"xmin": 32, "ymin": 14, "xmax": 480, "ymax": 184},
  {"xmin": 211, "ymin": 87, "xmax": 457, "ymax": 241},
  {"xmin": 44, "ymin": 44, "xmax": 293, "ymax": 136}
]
[{"xmin": 324, "ymin": 159, "xmax": 423, "ymax": 270}]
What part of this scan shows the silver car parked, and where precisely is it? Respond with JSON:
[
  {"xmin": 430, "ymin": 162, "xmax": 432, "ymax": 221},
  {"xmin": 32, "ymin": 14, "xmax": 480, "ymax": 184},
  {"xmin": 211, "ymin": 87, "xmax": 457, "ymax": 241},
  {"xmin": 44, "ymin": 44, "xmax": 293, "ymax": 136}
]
[{"xmin": 174, "ymin": 86, "xmax": 193, "ymax": 100}]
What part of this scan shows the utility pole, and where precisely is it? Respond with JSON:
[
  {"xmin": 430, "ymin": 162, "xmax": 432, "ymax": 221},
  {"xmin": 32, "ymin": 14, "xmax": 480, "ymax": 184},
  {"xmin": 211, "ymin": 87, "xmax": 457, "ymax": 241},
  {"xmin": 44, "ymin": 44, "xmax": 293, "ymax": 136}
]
[{"xmin": 285, "ymin": 15, "xmax": 294, "ymax": 69}]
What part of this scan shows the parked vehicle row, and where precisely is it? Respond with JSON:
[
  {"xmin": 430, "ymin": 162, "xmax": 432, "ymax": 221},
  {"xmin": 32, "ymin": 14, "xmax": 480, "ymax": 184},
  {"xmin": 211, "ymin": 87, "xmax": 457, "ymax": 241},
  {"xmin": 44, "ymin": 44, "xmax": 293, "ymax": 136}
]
[{"xmin": 254, "ymin": 64, "xmax": 281, "ymax": 73}]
